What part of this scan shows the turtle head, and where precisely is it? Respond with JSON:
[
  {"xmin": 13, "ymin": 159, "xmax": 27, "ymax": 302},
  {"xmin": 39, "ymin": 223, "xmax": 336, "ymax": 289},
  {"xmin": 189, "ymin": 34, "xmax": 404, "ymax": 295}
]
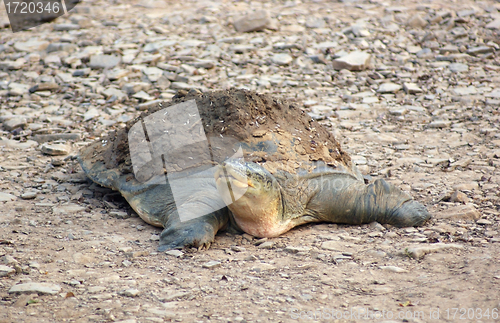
[{"xmin": 214, "ymin": 159, "xmax": 289, "ymax": 238}]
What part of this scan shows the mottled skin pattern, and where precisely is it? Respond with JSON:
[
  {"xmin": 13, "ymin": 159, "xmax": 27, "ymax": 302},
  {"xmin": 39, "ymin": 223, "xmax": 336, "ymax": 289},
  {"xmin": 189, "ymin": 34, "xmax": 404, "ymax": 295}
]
[{"xmin": 79, "ymin": 156, "xmax": 431, "ymax": 251}]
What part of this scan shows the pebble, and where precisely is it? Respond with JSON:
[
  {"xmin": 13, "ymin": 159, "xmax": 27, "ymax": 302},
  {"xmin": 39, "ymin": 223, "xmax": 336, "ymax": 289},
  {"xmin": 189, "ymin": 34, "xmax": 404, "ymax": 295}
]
[
  {"xmin": 403, "ymin": 83, "xmax": 423, "ymax": 94},
  {"xmin": 165, "ymin": 250, "xmax": 184, "ymax": 258},
  {"xmin": 0, "ymin": 139, "xmax": 38, "ymax": 149},
  {"xmin": 332, "ymin": 51, "xmax": 371, "ymax": 71},
  {"xmin": 284, "ymin": 246, "xmax": 311, "ymax": 254},
  {"xmin": 452, "ymin": 86, "xmax": 478, "ymax": 96},
  {"xmin": 34, "ymin": 133, "xmax": 81, "ymax": 143},
  {"xmin": 476, "ymin": 219, "xmax": 493, "ymax": 225},
  {"xmin": 202, "ymin": 261, "xmax": 221, "ymax": 269},
  {"xmin": 450, "ymin": 190, "xmax": 469, "ymax": 203},
  {"xmin": 52, "ymin": 204, "xmax": 86, "ymax": 214},
  {"xmin": 404, "ymin": 243, "xmax": 464, "ymax": 259},
  {"xmin": 0, "ymin": 265, "xmax": 15, "ymax": 277},
  {"xmin": 233, "ymin": 10, "xmax": 272, "ymax": 33},
  {"xmin": 89, "ymin": 54, "xmax": 121, "ymax": 69},
  {"xmin": 486, "ymin": 18, "xmax": 500, "ymax": 29},
  {"xmin": 258, "ymin": 241, "xmax": 274, "ymax": 249},
  {"xmin": 407, "ymin": 14, "xmax": 427, "ymax": 28},
  {"xmin": 428, "ymin": 120, "xmax": 451, "ymax": 128},
  {"xmin": 272, "ymin": 54, "xmax": 293, "ymax": 66},
  {"xmin": 53, "ymin": 23, "xmax": 80, "ymax": 31},
  {"xmin": 41, "ymin": 143, "xmax": 71, "ymax": 156},
  {"xmin": 377, "ymin": 82, "xmax": 401, "ymax": 93},
  {"xmin": 0, "ymin": 192, "xmax": 16, "ymax": 202},
  {"xmin": 14, "ymin": 40, "xmax": 49, "ymax": 52},
  {"xmin": 379, "ymin": 266, "xmax": 407, "ymax": 273},
  {"xmin": 466, "ymin": 46, "xmax": 494, "ymax": 56},
  {"xmin": 29, "ymin": 82, "xmax": 59, "ymax": 93},
  {"xmin": 9, "ymin": 282, "xmax": 61, "ymax": 295},
  {"xmin": 3, "ymin": 117, "xmax": 27, "ymax": 130},
  {"xmin": 448, "ymin": 63, "xmax": 469, "ymax": 73},
  {"xmin": 102, "ymin": 87, "xmax": 127, "ymax": 100},
  {"xmin": 439, "ymin": 204, "xmax": 481, "ymax": 221},
  {"xmin": 120, "ymin": 289, "xmax": 140, "ymax": 297},
  {"xmin": 21, "ymin": 191, "xmax": 38, "ymax": 200}
]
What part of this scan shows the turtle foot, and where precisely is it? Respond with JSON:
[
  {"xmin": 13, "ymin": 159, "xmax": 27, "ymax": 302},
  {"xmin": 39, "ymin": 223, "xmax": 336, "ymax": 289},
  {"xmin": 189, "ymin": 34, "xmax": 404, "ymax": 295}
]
[
  {"xmin": 158, "ymin": 221, "xmax": 217, "ymax": 251},
  {"xmin": 390, "ymin": 199, "xmax": 432, "ymax": 227}
]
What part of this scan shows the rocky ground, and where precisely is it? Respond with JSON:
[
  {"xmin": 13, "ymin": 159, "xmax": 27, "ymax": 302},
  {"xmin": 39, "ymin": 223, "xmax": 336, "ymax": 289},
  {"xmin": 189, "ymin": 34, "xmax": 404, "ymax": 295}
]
[{"xmin": 1, "ymin": 0, "xmax": 500, "ymax": 322}]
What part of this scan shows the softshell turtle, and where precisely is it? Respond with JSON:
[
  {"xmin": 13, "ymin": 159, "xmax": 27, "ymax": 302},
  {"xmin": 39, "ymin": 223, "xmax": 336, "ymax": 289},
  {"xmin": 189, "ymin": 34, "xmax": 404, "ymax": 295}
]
[{"xmin": 79, "ymin": 89, "xmax": 430, "ymax": 250}]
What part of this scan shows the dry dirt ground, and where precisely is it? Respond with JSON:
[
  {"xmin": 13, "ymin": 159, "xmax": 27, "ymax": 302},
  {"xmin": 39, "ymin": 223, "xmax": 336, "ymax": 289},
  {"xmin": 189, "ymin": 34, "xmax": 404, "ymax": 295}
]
[{"xmin": 1, "ymin": 0, "xmax": 500, "ymax": 322}]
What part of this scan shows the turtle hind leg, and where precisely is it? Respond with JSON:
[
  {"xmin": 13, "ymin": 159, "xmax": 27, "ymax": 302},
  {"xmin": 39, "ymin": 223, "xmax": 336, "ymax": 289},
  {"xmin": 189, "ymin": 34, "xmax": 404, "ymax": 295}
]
[
  {"xmin": 311, "ymin": 176, "xmax": 431, "ymax": 227},
  {"xmin": 368, "ymin": 179, "xmax": 431, "ymax": 227},
  {"xmin": 389, "ymin": 199, "xmax": 431, "ymax": 227}
]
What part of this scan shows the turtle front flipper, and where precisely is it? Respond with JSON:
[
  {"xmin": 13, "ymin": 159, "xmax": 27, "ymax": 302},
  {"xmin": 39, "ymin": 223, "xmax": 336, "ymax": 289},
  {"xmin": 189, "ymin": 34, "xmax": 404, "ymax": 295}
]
[
  {"xmin": 158, "ymin": 209, "xmax": 229, "ymax": 251},
  {"xmin": 117, "ymin": 169, "xmax": 230, "ymax": 251},
  {"xmin": 307, "ymin": 175, "xmax": 431, "ymax": 227}
]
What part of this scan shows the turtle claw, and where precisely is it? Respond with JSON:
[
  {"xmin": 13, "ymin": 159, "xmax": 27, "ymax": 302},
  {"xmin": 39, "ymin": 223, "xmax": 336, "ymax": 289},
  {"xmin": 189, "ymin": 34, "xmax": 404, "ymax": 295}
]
[{"xmin": 157, "ymin": 221, "xmax": 217, "ymax": 251}]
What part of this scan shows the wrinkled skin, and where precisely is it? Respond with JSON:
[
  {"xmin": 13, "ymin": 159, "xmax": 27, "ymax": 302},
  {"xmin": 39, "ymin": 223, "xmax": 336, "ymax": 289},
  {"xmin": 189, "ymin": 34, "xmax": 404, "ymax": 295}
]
[{"xmin": 79, "ymin": 157, "xmax": 431, "ymax": 251}]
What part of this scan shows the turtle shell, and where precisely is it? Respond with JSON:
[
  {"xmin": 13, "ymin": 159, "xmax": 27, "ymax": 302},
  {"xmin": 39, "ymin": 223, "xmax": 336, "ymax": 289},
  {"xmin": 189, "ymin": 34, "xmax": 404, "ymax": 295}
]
[{"xmin": 79, "ymin": 88, "xmax": 354, "ymax": 190}]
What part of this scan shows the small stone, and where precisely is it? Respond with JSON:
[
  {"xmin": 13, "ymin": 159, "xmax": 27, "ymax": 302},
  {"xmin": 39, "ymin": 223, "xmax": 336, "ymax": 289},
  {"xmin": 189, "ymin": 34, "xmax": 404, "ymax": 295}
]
[
  {"xmin": 3, "ymin": 117, "xmax": 27, "ymax": 131},
  {"xmin": 486, "ymin": 18, "xmax": 500, "ymax": 30},
  {"xmin": 403, "ymin": 83, "xmax": 423, "ymax": 94},
  {"xmin": 202, "ymin": 261, "xmax": 221, "ymax": 269},
  {"xmin": 379, "ymin": 266, "xmax": 407, "ymax": 273},
  {"xmin": 272, "ymin": 53, "xmax": 293, "ymax": 65},
  {"xmin": 107, "ymin": 69, "xmax": 129, "ymax": 80},
  {"xmin": 377, "ymin": 82, "xmax": 401, "ymax": 93},
  {"xmin": 230, "ymin": 246, "xmax": 246, "ymax": 252},
  {"xmin": 132, "ymin": 90, "xmax": 153, "ymax": 101},
  {"xmin": 89, "ymin": 54, "xmax": 121, "ymax": 69},
  {"xmin": 29, "ymin": 82, "xmax": 59, "ymax": 93},
  {"xmin": 404, "ymin": 243, "xmax": 463, "ymax": 259},
  {"xmin": 332, "ymin": 51, "xmax": 371, "ymax": 71},
  {"xmin": 102, "ymin": 87, "xmax": 127, "ymax": 100},
  {"xmin": 8, "ymin": 82, "xmax": 30, "ymax": 95},
  {"xmin": 0, "ymin": 192, "xmax": 16, "ymax": 202},
  {"xmin": 9, "ymin": 283, "xmax": 61, "ymax": 295},
  {"xmin": 142, "ymin": 67, "xmax": 164, "ymax": 82},
  {"xmin": 448, "ymin": 63, "xmax": 468, "ymax": 73},
  {"xmin": 0, "ymin": 139, "xmax": 38, "ymax": 149},
  {"xmin": 428, "ymin": 120, "xmax": 451, "ymax": 128},
  {"xmin": 53, "ymin": 23, "xmax": 80, "ymax": 31},
  {"xmin": 122, "ymin": 82, "xmax": 151, "ymax": 95},
  {"xmin": 284, "ymin": 246, "xmax": 310, "ymax": 254},
  {"xmin": 41, "ymin": 143, "xmax": 71, "ymax": 156},
  {"xmin": 439, "ymin": 204, "xmax": 481, "ymax": 221},
  {"xmin": 21, "ymin": 191, "xmax": 37, "ymax": 200},
  {"xmin": 452, "ymin": 182, "xmax": 478, "ymax": 191},
  {"xmin": 476, "ymin": 219, "xmax": 492, "ymax": 225},
  {"xmin": 369, "ymin": 222, "xmax": 386, "ymax": 231},
  {"xmin": 258, "ymin": 241, "xmax": 274, "ymax": 249},
  {"xmin": 452, "ymin": 86, "xmax": 477, "ymax": 96},
  {"xmin": 52, "ymin": 204, "xmax": 85, "ymax": 214},
  {"xmin": 0, "ymin": 58, "xmax": 25, "ymax": 70},
  {"xmin": 407, "ymin": 14, "xmax": 428, "ymax": 28},
  {"xmin": 165, "ymin": 250, "xmax": 184, "ymax": 258},
  {"xmin": 120, "ymin": 289, "xmax": 140, "ymax": 297},
  {"xmin": 14, "ymin": 40, "xmax": 49, "ymax": 52},
  {"xmin": 83, "ymin": 108, "xmax": 100, "ymax": 121},
  {"xmin": 450, "ymin": 191, "xmax": 469, "ymax": 203},
  {"xmin": 34, "ymin": 133, "xmax": 81, "ymax": 143},
  {"xmin": 0, "ymin": 265, "xmax": 15, "ymax": 277},
  {"xmin": 466, "ymin": 46, "xmax": 494, "ymax": 56},
  {"xmin": 233, "ymin": 10, "xmax": 272, "ymax": 33},
  {"xmin": 388, "ymin": 108, "xmax": 408, "ymax": 116}
]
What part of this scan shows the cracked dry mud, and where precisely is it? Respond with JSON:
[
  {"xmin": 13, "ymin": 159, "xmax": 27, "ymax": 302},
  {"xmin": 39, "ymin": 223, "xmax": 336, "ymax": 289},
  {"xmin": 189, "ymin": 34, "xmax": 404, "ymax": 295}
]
[{"xmin": 0, "ymin": 0, "xmax": 499, "ymax": 322}]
